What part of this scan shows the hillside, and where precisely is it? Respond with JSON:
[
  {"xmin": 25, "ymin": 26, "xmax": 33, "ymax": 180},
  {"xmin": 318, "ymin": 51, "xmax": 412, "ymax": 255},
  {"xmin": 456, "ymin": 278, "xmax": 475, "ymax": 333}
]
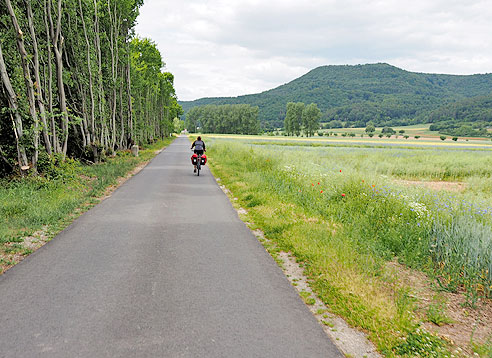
[{"xmin": 179, "ymin": 63, "xmax": 492, "ymax": 130}]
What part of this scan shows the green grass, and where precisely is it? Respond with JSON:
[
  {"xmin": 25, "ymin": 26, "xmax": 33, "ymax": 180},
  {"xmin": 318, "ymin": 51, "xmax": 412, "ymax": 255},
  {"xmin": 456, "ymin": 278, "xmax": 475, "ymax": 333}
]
[
  {"xmin": 472, "ymin": 337, "xmax": 492, "ymax": 358},
  {"xmin": 0, "ymin": 137, "xmax": 175, "ymax": 271},
  {"xmin": 204, "ymin": 134, "xmax": 492, "ymax": 356}
]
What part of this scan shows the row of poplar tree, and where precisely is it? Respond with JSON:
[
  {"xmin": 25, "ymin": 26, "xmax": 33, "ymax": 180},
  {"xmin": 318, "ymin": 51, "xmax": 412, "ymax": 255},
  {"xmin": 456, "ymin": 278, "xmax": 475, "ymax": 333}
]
[
  {"xmin": 0, "ymin": 0, "xmax": 182, "ymax": 176},
  {"xmin": 185, "ymin": 104, "xmax": 260, "ymax": 135},
  {"xmin": 283, "ymin": 102, "xmax": 321, "ymax": 137}
]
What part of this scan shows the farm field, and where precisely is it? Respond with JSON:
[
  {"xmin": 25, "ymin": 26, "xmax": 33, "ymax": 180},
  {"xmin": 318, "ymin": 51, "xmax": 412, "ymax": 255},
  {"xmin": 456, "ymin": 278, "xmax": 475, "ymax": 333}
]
[
  {"xmin": 203, "ymin": 134, "xmax": 492, "ymax": 357},
  {"xmin": 313, "ymin": 123, "xmax": 492, "ymax": 141}
]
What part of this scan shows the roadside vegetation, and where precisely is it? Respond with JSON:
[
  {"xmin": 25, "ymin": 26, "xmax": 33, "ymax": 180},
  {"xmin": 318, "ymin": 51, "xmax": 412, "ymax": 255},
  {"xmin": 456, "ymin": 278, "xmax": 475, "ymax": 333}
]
[
  {"xmin": 205, "ymin": 134, "xmax": 492, "ymax": 357},
  {"xmin": 0, "ymin": 137, "xmax": 175, "ymax": 273}
]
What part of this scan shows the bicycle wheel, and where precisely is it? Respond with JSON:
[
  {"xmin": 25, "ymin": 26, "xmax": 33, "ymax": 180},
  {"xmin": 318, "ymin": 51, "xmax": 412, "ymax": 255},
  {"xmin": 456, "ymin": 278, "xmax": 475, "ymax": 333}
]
[{"xmin": 197, "ymin": 162, "xmax": 201, "ymax": 176}]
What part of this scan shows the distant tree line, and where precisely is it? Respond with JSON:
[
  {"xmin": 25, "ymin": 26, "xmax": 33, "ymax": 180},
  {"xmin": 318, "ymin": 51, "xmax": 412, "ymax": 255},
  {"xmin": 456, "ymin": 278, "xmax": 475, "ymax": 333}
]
[
  {"xmin": 0, "ymin": 0, "xmax": 181, "ymax": 176},
  {"xmin": 185, "ymin": 104, "xmax": 260, "ymax": 134},
  {"xmin": 426, "ymin": 96, "xmax": 492, "ymax": 137},
  {"xmin": 283, "ymin": 102, "xmax": 321, "ymax": 136}
]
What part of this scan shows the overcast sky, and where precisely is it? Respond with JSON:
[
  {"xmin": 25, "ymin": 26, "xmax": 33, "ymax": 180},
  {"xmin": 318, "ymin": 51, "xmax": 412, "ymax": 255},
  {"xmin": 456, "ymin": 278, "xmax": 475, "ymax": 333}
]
[{"xmin": 134, "ymin": 0, "xmax": 492, "ymax": 101}]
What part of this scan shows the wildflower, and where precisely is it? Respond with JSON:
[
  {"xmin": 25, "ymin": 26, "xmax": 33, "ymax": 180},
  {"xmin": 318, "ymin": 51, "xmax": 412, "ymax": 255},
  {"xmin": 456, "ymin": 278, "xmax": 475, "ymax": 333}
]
[
  {"xmin": 340, "ymin": 169, "xmax": 342, "ymax": 172},
  {"xmin": 317, "ymin": 182, "xmax": 320, "ymax": 185},
  {"xmin": 312, "ymin": 183, "xmax": 314, "ymax": 186},
  {"xmin": 341, "ymin": 193, "xmax": 346, "ymax": 197},
  {"xmin": 320, "ymin": 190, "xmax": 323, "ymax": 193}
]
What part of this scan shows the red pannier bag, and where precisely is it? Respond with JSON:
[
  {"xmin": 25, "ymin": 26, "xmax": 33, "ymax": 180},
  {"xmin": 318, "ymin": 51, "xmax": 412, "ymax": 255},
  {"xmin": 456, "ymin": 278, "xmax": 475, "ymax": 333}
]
[
  {"xmin": 200, "ymin": 154, "xmax": 207, "ymax": 165},
  {"xmin": 191, "ymin": 153, "xmax": 198, "ymax": 165}
]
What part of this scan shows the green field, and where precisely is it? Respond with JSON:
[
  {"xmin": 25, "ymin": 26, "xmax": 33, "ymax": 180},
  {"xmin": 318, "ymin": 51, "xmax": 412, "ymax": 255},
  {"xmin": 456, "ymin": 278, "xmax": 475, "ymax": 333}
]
[
  {"xmin": 302, "ymin": 123, "xmax": 491, "ymax": 141},
  {"xmin": 203, "ymin": 134, "xmax": 492, "ymax": 357}
]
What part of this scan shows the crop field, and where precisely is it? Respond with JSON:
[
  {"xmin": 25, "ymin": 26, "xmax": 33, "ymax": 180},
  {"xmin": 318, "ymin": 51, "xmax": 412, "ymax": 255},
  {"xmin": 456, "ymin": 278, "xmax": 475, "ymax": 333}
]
[
  {"xmin": 203, "ymin": 134, "xmax": 492, "ymax": 357},
  {"xmin": 315, "ymin": 124, "xmax": 491, "ymax": 140}
]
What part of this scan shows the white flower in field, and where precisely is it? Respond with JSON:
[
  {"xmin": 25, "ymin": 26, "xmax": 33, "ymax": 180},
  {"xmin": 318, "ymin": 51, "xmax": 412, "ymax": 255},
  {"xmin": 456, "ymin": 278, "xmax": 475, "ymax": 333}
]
[{"xmin": 409, "ymin": 201, "xmax": 428, "ymax": 218}]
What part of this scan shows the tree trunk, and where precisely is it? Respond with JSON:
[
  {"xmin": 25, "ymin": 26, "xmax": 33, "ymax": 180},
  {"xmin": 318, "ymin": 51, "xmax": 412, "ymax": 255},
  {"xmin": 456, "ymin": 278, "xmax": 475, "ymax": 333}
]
[
  {"xmin": 126, "ymin": 46, "xmax": 133, "ymax": 144},
  {"xmin": 5, "ymin": 0, "xmax": 40, "ymax": 171},
  {"xmin": 78, "ymin": 0, "xmax": 95, "ymax": 145},
  {"xmin": 93, "ymin": 0, "xmax": 105, "ymax": 150},
  {"xmin": 119, "ymin": 70, "xmax": 125, "ymax": 149},
  {"xmin": 43, "ymin": 0, "xmax": 58, "ymax": 152},
  {"xmin": 49, "ymin": 0, "xmax": 69, "ymax": 158},
  {"xmin": 26, "ymin": 0, "xmax": 52, "ymax": 156},
  {"xmin": 0, "ymin": 42, "xmax": 29, "ymax": 170}
]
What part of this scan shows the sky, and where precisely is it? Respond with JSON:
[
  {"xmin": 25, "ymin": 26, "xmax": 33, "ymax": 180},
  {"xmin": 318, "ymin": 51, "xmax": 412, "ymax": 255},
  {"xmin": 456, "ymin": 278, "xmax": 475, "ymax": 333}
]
[{"xmin": 134, "ymin": 0, "xmax": 492, "ymax": 101}]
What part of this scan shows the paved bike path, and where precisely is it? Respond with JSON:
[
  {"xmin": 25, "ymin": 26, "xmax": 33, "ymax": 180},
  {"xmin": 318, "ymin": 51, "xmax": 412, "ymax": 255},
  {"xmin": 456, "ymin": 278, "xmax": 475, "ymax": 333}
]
[{"xmin": 0, "ymin": 136, "xmax": 342, "ymax": 357}]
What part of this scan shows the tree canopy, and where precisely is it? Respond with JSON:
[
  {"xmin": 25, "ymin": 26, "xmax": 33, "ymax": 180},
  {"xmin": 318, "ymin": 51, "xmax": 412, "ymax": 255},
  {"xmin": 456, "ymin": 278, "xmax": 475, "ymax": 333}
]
[{"xmin": 185, "ymin": 104, "xmax": 260, "ymax": 135}]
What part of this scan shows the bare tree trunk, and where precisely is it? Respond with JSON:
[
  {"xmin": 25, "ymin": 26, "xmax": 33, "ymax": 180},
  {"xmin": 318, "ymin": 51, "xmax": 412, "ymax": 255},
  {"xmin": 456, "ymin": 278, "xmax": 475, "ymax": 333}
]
[
  {"xmin": 48, "ymin": 0, "xmax": 69, "ymax": 158},
  {"xmin": 126, "ymin": 45, "xmax": 133, "ymax": 143},
  {"xmin": 94, "ymin": 0, "xmax": 105, "ymax": 150},
  {"xmin": 43, "ymin": 0, "xmax": 58, "ymax": 153},
  {"xmin": 78, "ymin": 0, "xmax": 95, "ymax": 145},
  {"xmin": 0, "ymin": 42, "xmax": 29, "ymax": 170},
  {"xmin": 5, "ymin": 0, "xmax": 39, "ymax": 171},
  {"xmin": 26, "ymin": 0, "xmax": 52, "ymax": 156},
  {"xmin": 107, "ymin": 0, "xmax": 121, "ymax": 154},
  {"xmin": 119, "ymin": 70, "xmax": 125, "ymax": 149}
]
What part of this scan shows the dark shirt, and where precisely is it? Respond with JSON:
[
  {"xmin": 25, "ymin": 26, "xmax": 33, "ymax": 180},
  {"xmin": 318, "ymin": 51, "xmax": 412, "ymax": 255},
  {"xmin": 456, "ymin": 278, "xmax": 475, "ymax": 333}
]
[{"xmin": 191, "ymin": 140, "xmax": 206, "ymax": 151}]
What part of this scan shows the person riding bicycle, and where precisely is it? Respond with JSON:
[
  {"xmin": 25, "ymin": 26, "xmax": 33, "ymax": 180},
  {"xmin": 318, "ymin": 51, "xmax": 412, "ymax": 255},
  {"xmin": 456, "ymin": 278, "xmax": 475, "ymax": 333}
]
[{"xmin": 191, "ymin": 136, "xmax": 206, "ymax": 173}]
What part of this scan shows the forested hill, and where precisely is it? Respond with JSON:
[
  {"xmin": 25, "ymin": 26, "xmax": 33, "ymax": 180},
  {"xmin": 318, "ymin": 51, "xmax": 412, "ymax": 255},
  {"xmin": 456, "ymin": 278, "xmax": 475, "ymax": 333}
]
[{"xmin": 179, "ymin": 63, "xmax": 492, "ymax": 129}]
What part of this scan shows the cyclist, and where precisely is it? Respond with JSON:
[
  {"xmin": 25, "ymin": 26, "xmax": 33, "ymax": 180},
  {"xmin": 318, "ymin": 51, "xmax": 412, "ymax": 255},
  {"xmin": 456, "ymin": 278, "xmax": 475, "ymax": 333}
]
[{"xmin": 191, "ymin": 136, "xmax": 206, "ymax": 173}]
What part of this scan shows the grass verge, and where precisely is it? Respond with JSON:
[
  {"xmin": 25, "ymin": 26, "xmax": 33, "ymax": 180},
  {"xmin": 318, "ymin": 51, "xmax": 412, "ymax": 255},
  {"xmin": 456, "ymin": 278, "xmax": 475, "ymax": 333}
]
[{"xmin": 0, "ymin": 137, "xmax": 175, "ymax": 273}]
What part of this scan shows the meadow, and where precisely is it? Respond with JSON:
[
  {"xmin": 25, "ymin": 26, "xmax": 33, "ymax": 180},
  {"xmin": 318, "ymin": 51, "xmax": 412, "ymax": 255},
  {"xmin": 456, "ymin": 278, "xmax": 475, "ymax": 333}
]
[{"xmin": 204, "ymin": 134, "xmax": 492, "ymax": 357}]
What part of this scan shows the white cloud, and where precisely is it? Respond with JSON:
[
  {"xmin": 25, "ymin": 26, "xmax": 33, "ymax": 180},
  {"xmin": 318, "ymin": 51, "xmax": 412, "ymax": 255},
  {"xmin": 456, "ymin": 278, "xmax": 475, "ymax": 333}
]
[{"xmin": 135, "ymin": 0, "xmax": 492, "ymax": 101}]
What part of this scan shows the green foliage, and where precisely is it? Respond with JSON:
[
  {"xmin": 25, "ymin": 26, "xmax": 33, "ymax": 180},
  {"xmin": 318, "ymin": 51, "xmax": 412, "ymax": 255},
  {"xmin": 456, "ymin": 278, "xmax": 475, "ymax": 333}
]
[
  {"xmin": 429, "ymin": 120, "xmax": 489, "ymax": 138},
  {"xmin": 284, "ymin": 102, "xmax": 304, "ymax": 136},
  {"xmin": 302, "ymin": 103, "xmax": 321, "ymax": 137},
  {"xmin": 185, "ymin": 104, "xmax": 259, "ymax": 135},
  {"xmin": 426, "ymin": 301, "xmax": 453, "ymax": 326},
  {"xmin": 472, "ymin": 336, "xmax": 492, "ymax": 358},
  {"xmin": 393, "ymin": 328, "xmax": 451, "ymax": 357},
  {"xmin": 382, "ymin": 127, "xmax": 396, "ymax": 134},
  {"xmin": 36, "ymin": 152, "xmax": 81, "ymax": 181}
]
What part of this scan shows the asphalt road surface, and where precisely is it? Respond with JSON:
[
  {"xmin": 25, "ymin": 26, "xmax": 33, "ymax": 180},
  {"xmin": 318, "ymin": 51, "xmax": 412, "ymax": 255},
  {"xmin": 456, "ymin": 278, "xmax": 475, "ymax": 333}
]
[{"xmin": 0, "ymin": 136, "xmax": 343, "ymax": 358}]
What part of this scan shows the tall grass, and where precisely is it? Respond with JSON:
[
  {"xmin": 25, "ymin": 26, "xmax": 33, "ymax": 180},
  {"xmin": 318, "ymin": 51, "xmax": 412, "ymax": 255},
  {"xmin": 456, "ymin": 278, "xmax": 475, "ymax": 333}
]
[{"xmin": 205, "ymin": 136, "xmax": 492, "ymax": 356}]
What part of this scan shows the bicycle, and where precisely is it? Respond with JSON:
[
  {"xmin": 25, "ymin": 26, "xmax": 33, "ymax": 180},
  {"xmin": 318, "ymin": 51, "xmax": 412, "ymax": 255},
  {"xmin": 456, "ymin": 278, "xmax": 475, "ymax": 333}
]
[{"xmin": 191, "ymin": 151, "xmax": 207, "ymax": 176}]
